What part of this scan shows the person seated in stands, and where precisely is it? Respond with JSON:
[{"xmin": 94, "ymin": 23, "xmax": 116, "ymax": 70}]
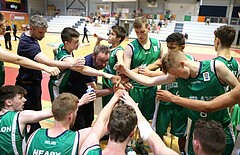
[
  {"xmin": 106, "ymin": 17, "xmax": 110, "ymax": 24},
  {"xmin": 184, "ymin": 33, "xmax": 188, "ymax": 40},
  {"xmin": 85, "ymin": 16, "xmax": 90, "ymax": 24},
  {"xmin": 102, "ymin": 16, "xmax": 106, "ymax": 24},
  {"xmin": 158, "ymin": 20, "xmax": 162, "ymax": 28},
  {"xmin": 205, "ymin": 18, "xmax": 210, "ymax": 25},
  {"xmin": 164, "ymin": 18, "xmax": 168, "ymax": 28},
  {"xmin": 55, "ymin": 9, "xmax": 60, "ymax": 17}
]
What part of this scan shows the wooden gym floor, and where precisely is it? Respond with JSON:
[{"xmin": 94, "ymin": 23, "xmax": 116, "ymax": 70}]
[{"xmin": 2, "ymin": 32, "xmax": 240, "ymax": 154}]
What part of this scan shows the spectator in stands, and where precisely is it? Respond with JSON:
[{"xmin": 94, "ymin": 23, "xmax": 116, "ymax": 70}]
[
  {"xmin": 164, "ymin": 12, "xmax": 171, "ymax": 22},
  {"xmin": 205, "ymin": 17, "xmax": 210, "ymax": 25},
  {"xmin": 85, "ymin": 16, "xmax": 90, "ymax": 24},
  {"xmin": 158, "ymin": 20, "xmax": 162, "ymax": 28},
  {"xmin": 115, "ymin": 14, "xmax": 120, "ymax": 26},
  {"xmin": 184, "ymin": 33, "xmax": 188, "ymax": 40},
  {"xmin": 164, "ymin": 18, "xmax": 168, "ymax": 28},
  {"xmin": 82, "ymin": 24, "xmax": 89, "ymax": 43},
  {"xmin": 92, "ymin": 16, "xmax": 96, "ymax": 23},
  {"xmin": 102, "ymin": 16, "xmax": 106, "ymax": 24},
  {"xmin": 95, "ymin": 18, "xmax": 99, "ymax": 26},
  {"xmin": 133, "ymin": 9, "xmax": 136, "ymax": 18},
  {"xmin": 55, "ymin": 9, "xmax": 60, "ymax": 17},
  {"xmin": 156, "ymin": 21, "xmax": 162, "ymax": 34},
  {"xmin": 222, "ymin": 18, "xmax": 227, "ymax": 24},
  {"xmin": 106, "ymin": 17, "xmax": 110, "ymax": 24}
]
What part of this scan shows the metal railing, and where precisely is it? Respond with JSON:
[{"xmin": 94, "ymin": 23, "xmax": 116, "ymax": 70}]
[
  {"xmin": 206, "ymin": 16, "xmax": 240, "ymax": 25},
  {"xmin": 29, "ymin": 9, "xmax": 240, "ymax": 26}
]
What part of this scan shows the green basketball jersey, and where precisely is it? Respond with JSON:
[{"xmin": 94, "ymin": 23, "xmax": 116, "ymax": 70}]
[
  {"xmin": 102, "ymin": 45, "xmax": 124, "ymax": 88},
  {"xmin": 160, "ymin": 54, "xmax": 195, "ymax": 106},
  {"xmin": 102, "ymin": 46, "xmax": 124, "ymax": 107},
  {"xmin": 129, "ymin": 38, "xmax": 161, "ymax": 88},
  {"xmin": 214, "ymin": 56, "xmax": 240, "ymax": 136},
  {"xmin": 48, "ymin": 44, "xmax": 72, "ymax": 101},
  {"xmin": 177, "ymin": 60, "xmax": 230, "ymax": 123},
  {"xmin": 0, "ymin": 111, "xmax": 23, "ymax": 155},
  {"xmin": 214, "ymin": 56, "xmax": 240, "ymax": 78},
  {"xmin": 214, "ymin": 56, "xmax": 240, "ymax": 92},
  {"xmin": 25, "ymin": 129, "xmax": 79, "ymax": 155},
  {"xmin": 0, "ymin": 61, "xmax": 5, "ymax": 87},
  {"xmin": 82, "ymin": 144, "xmax": 102, "ymax": 155}
]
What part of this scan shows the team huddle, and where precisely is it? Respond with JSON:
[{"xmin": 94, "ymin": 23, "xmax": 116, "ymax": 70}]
[{"xmin": 0, "ymin": 13, "xmax": 240, "ymax": 155}]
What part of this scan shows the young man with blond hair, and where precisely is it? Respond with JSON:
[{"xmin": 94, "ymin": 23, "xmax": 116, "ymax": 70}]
[
  {"xmin": 25, "ymin": 92, "xmax": 96, "ymax": 154},
  {"xmin": 115, "ymin": 50, "xmax": 238, "ymax": 154}
]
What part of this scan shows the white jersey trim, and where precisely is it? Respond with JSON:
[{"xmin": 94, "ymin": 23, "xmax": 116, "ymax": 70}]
[
  {"xmin": 12, "ymin": 112, "xmax": 20, "ymax": 155},
  {"xmin": 71, "ymin": 131, "xmax": 80, "ymax": 155},
  {"xmin": 25, "ymin": 128, "xmax": 40, "ymax": 155}
]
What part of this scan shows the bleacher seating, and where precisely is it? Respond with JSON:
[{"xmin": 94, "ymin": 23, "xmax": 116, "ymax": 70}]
[
  {"xmin": 129, "ymin": 21, "xmax": 176, "ymax": 41},
  {"xmin": 75, "ymin": 23, "xmax": 113, "ymax": 36},
  {"xmin": 128, "ymin": 21, "xmax": 226, "ymax": 46},
  {"xmin": 183, "ymin": 22, "xmax": 226, "ymax": 45},
  {"xmin": 48, "ymin": 16, "xmax": 227, "ymax": 46},
  {"xmin": 47, "ymin": 16, "xmax": 85, "ymax": 33},
  {"xmin": 47, "ymin": 16, "xmax": 114, "ymax": 37}
]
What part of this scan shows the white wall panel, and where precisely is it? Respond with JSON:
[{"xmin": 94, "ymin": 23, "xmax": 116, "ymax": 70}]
[
  {"xmin": 202, "ymin": 0, "xmax": 230, "ymax": 6},
  {"xmin": 28, "ymin": 0, "xmax": 46, "ymax": 15},
  {"xmin": 165, "ymin": 2, "xmax": 196, "ymax": 21}
]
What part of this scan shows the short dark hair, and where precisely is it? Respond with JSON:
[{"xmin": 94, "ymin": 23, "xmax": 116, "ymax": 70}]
[
  {"xmin": 111, "ymin": 25, "xmax": 126, "ymax": 43},
  {"xmin": 93, "ymin": 44, "xmax": 110, "ymax": 55},
  {"xmin": 0, "ymin": 85, "xmax": 27, "ymax": 110},
  {"xmin": 214, "ymin": 25, "xmax": 236, "ymax": 48},
  {"xmin": 108, "ymin": 104, "xmax": 137, "ymax": 143},
  {"xmin": 61, "ymin": 27, "xmax": 80, "ymax": 43},
  {"xmin": 194, "ymin": 119, "xmax": 226, "ymax": 155},
  {"xmin": 166, "ymin": 32, "xmax": 185, "ymax": 46}
]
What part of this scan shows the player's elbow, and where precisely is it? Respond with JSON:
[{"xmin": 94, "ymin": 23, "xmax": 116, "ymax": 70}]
[
  {"xmin": 200, "ymin": 105, "xmax": 214, "ymax": 113},
  {"xmin": 138, "ymin": 81, "xmax": 155, "ymax": 86}
]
